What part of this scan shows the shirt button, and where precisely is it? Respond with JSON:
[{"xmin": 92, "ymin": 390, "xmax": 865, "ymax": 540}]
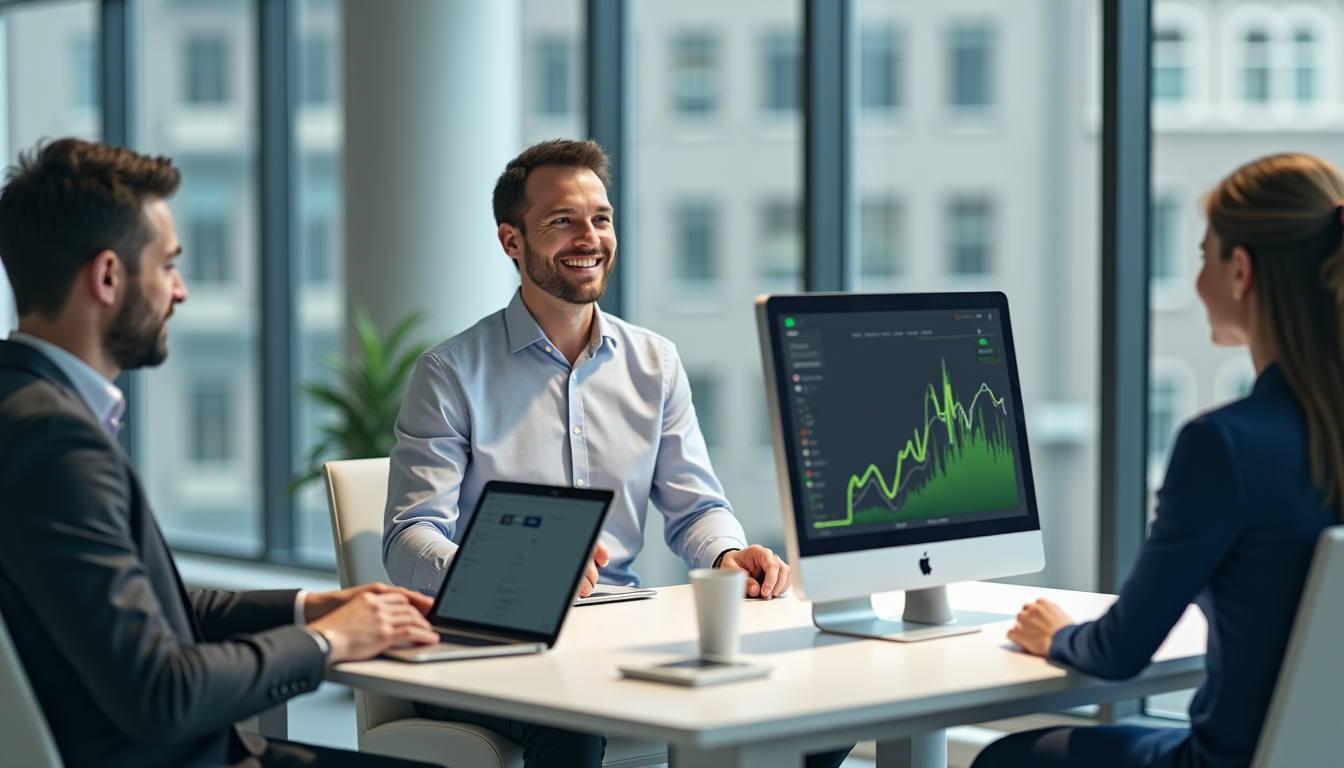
[
  {"xmin": 576, "ymin": 479, "xmax": 585, "ymax": 487},
  {"xmin": 571, "ymin": 374, "xmax": 577, "ymax": 382},
  {"xmin": 545, "ymin": 346, "xmax": 552, "ymax": 353},
  {"xmin": 573, "ymin": 427, "xmax": 581, "ymax": 434}
]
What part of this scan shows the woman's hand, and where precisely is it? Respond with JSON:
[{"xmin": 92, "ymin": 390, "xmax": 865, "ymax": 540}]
[{"xmin": 1007, "ymin": 598, "xmax": 1075, "ymax": 657}]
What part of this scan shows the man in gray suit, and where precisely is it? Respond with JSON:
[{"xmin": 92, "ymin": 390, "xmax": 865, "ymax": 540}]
[{"xmin": 0, "ymin": 138, "xmax": 439, "ymax": 768}]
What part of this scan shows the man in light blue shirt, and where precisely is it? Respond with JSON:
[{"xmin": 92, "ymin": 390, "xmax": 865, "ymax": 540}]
[{"xmin": 383, "ymin": 140, "xmax": 850, "ymax": 768}]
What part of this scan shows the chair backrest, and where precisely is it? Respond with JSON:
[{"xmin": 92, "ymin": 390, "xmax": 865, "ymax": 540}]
[
  {"xmin": 325, "ymin": 457, "xmax": 396, "ymax": 589},
  {"xmin": 323, "ymin": 457, "xmax": 418, "ymax": 729},
  {"xmin": 1252, "ymin": 525, "xmax": 1344, "ymax": 768},
  {"xmin": 0, "ymin": 608, "xmax": 65, "ymax": 768}
]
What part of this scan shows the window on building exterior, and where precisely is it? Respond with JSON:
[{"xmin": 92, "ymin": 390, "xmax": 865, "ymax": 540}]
[
  {"xmin": 1152, "ymin": 28, "xmax": 1185, "ymax": 103},
  {"xmin": 191, "ymin": 379, "xmax": 235, "ymax": 463},
  {"xmin": 1148, "ymin": 375, "xmax": 1179, "ymax": 473},
  {"xmin": 1293, "ymin": 29, "xmax": 1317, "ymax": 104},
  {"xmin": 860, "ymin": 197, "xmax": 902, "ymax": 278},
  {"xmin": 300, "ymin": 36, "xmax": 332, "ymax": 105},
  {"xmin": 948, "ymin": 198, "xmax": 992, "ymax": 274},
  {"xmin": 675, "ymin": 202, "xmax": 717, "ymax": 282},
  {"xmin": 1150, "ymin": 197, "xmax": 1179, "ymax": 282},
  {"xmin": 860, "ymin": 26, "xmax": 901, "ymax": 112},
  {"xmin": 536, "ymin": 36, "xmax": 573, "ymax": 117},
  {"xmin": 73, "ymin": 35, "xmax": 97, "ymax": 109},
  {"xmin": 673, "ymin": 32, "xmax": 718, "ymax": 117},
  {"xmin": 686, "ymin": 373, "xmax": 720, "ymax": 448},
  {"xmin": 184, "ymin": 36, "xmax": 229, "ymax": 104},
  {"xmin": 762, "ymin": 31, "xmax": 800, "ymax": 114},
  {"xmin": 948, "ymin": 24, "xmax": 992, "ymax": 110},
  {"xmin": 760, "ymin": 200, "xmax": 801, "ymax": 279},
  {"xmin": 1241, "ymin": 29, "xmax": 1271, "ymax": 104},
  {"xmin": 187, "ymin": 217, "xmax": 230, "ymax": 285},
  {"xmin": 305, "ymin": 218, "xmax": 331, "ymax": 284}
]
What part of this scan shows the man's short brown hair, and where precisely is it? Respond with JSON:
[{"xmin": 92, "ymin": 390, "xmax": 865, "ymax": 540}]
[
  {"xmin": 492, "ymin": 139, "xmax": 611, "ymax": 232},
  {"xmin": 0, "ymin": 138, "xmax": 181, "ymax": 318}
]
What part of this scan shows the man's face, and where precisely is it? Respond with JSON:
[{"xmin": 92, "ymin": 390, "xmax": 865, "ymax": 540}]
[
  {"xmin": 513, "ymin": 165, "xmax": 616, "ymax": 306},
  {"xmin": 104, "ymin": 197, "xmax": 187, "ymax": 370}
]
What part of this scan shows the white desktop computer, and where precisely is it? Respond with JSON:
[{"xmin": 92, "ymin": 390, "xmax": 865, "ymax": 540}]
[{"xmin": 757, "ymin": 292, "xmax": 1045, "ymax": 641}]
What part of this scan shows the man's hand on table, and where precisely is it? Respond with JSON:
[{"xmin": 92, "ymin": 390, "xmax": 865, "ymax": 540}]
[
  {"xmin": 578, "ymin": 543, "xmax": 611, "ymax": 598},
  {"xmin": 1007, "ymin": 598, "xmax": 1074, "ymax": 657},
  {"xmin": 717, "ymin": 544, "xmax": 791, "ymax": 599},
  {"xmin": 305, "ymin": 584, "xmax": 438, "ymax": 663}
]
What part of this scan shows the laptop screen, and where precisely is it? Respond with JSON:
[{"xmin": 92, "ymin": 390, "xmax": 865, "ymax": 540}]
[{"xmin": 433, "ymin": 484, "xmax": 611, "ymax": 637}]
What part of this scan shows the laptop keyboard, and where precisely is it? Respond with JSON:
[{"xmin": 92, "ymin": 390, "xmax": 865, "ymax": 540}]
[{"xmin": 439, "ymin": 632, "xmax": 506, "ymax": 647}]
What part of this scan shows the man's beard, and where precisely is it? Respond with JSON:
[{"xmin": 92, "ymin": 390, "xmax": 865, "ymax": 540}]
[
  {"xmin": 522, "ymin": 238, "xmax": 615, "ymax": 306},
  {"xmin": 103, "ymin": 279, "xmax": 169, "ymax": 370}
]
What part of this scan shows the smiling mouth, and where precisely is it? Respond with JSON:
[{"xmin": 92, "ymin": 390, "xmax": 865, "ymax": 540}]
[{"xmin": 560, "ymin": 257, "xmax": 603, "ymax": 269}]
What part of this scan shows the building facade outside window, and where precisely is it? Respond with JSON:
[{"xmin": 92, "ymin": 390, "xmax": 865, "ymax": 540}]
[
  {"xmin": 187, "ymin": 217, "xmax": 230, "ymax": 285},
  {"xmin": 535, "ymin": 36, "xmax": 573, "ymax": 117},
  {"xmin": 190, "ymin": 379, "xmax": 235, "ymax": 464},
  {"xmin": 685, "ymin": 373, "xmax": 720, "ymax": 449},
  {"xmin": 948, "ymin": 198, "xmax": 992, "ymax": 275},
  {"xmin": 1150, "ymin": 196, "xmax": 1180, "ymax": 285},
  {"xmin": 1292, "ymin": 29, "xmax": 1317, "ymax": 104},
  {"xmin": 184, "ymin": 36, "xmax": 229, "ymax": 104},
  {"xmin": 673, "ymin": 32, "xmax": 718, "ymax": 117},
  {"xmin": 675, "ymin": 201, "xmax": 718, "ymax": 282},
  {"xmin": 759, "ymin": 200, "xmax": 802, "ymax": 280},
  {"xmin": 948, "ymin": 23, "xmax": 992, "ymax": 111},
  {"xmin": 1240, "ymin": 29, "xmax": 1271, "ymax": 104},
  {"xmin": 859, "ymin": 197, "xmax": 903, "ymax": 279},
  {"xmin": 299, "ymin": 35, "xmax": 332, "ymax": 105},
  {"xmin": 72, "ymin": 34, "xmax": 96, "ymax": 109},
  {"xmin": 860, "ymin": 26, "xmax": 902, "ymax": 112},
  {"xmin": 762, "ymin": 31, "xmax": 800, "ymax": 114},
  {"xmin": 1152, "ymin": 28, "xmax": 1186, "ymax": 103}
]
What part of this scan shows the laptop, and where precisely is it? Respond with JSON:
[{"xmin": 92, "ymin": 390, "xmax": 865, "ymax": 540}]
[{"xmin": 384, "ymin": 481, "xmax": 615, "ymax": 662}]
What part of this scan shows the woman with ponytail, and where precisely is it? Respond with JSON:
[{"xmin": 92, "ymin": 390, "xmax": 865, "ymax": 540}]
[{"xmin": 972, "ymin": 153, "xmax": 1344, "ymax": 768}]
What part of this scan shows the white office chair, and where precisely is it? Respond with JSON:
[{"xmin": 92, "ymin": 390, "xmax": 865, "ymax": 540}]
[
  {"xmin": 0, "ymin": 607, "xmax": 65, "ymax": 768},
  {"xmin": 1251, "ymin": 524, "xmax": 1344, "ymax": 768},
  {"xmin": 324, "ymin": 458, "xmax": 666, "ymax": 768}
]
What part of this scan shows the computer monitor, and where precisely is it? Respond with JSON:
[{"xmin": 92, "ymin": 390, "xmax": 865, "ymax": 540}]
[{"xmin": 757, "ymin": 292, "xmax": 1044, "ymax": 641}]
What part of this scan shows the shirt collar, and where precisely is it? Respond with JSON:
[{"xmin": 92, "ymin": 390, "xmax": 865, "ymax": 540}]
[
  {"xmin": 8, "ymin": 332, "xmax": 126, "ymax": 436},
  {"xmin": 503, "ymin": 288, "xmax": 620, "ymax": 355}
]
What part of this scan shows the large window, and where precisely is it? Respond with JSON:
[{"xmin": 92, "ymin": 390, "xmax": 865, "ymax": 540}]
[
  {"xmin": 858, "ymin": 197, "xmax": 903, "ymax": 283},
  {"xmin": 948, "ymin": 23, "xmax": 993, "ymax": 111},
  {"xmin": 860, "ymin": 26, "xmax": 902, "ymax": 113},
  {"xmin": 761, "ymin": 31, "xmax": 800, "ymax": 115},
  {"xmin": 672, "ymin": 32, "xmax": 718, "ymax": 119},
  {"xmin": 139, "ymin": 0, "xmax": 261, "ymax": 557},
  {"xmin": 1152, "ymin": 28, "xmax": 1186, "ymax": 103},
  {"xmin": 1240, "ymin": 29, "xmax": 1271, "ymax": 104},
  {"xmin": 948, "ymin": 198, "xmax": 992, "ymax": 275}
]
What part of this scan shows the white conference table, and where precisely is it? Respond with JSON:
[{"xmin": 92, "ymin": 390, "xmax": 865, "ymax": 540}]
[{"xmin": 327, "ymin": 581, "xmax": 1207, "ymax": 768}]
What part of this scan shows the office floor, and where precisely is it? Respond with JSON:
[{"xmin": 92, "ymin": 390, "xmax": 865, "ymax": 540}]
[{"xmin": 287, "ymin": 683, "xmax": 879, "ymax": 767}]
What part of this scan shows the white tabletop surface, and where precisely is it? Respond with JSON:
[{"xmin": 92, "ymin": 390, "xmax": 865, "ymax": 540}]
[{"xmin": 330, "ymin": 581, "xmax": 1207, "ymax": 753}]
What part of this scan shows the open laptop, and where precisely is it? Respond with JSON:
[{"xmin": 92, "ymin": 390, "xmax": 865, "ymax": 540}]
[{"xmin": 384, "ymin": 481, "xmax": 615, "ymax": 662}]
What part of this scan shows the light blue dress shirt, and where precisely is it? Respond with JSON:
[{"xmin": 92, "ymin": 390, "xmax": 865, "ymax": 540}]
[{"xmin": 383, "ymin": 289, "xmax": 747, "ymax": 593}]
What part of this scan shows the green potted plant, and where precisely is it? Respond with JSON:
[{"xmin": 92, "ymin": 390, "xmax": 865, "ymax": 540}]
[{"xmin": 292, "ymin": 307, "xmax": 431, "ymax": 491}]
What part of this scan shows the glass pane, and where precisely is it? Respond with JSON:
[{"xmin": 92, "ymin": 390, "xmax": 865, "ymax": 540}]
[
  {"xmin": 294, "ymin": 0, "xmax": 343, "ymax": 566},
  {"xmin": 0, "ymin": 0, "xmax": 102, "ymax": 335},
  {"xmin": 524, "ymin": 0, "xmax": 585, "ymax": 143},
  {"xmin": 1145, "ymin": 2, "xmax": 1344, "ymax": 721},
  {"xmin": 630, "ymin": 1, "xmax": 802, "ymax": 587},
  {"xmin": 855, "ymin": 1, "xmax": 1101, "ymax": 592},
  {"xmin": 136, "ymin": 0, "xmax": 262, "ymax": 557}
]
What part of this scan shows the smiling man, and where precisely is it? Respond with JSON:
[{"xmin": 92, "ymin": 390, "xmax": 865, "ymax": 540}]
[{"xmin": 381, "ymin": 140, "xmax": 851, "ymax": 768}]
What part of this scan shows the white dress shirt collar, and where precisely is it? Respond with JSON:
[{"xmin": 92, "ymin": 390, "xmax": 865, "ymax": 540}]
[{"xmin": 8, "ymin": 332, "xmax": 126, "ymax": 436}]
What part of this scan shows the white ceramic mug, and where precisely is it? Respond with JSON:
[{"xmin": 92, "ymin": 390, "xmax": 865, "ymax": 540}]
[{"xmin": 690, "ymin": 567, "xmax": 746, "ymax": 659}]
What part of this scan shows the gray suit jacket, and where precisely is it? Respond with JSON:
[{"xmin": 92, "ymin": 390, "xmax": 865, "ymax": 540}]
[{"xmin": 0, "ymin": 340, "xmax": 327, "ymax": 768}]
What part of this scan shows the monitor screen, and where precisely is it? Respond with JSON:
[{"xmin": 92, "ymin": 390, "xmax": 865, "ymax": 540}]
[
  {"xmin": 762, "ymin": 293, "xmax": 1041, "ymax": 558},
  {"xmin": 435, "ymin": 487, "xmax": 609, "ymax": 637}
]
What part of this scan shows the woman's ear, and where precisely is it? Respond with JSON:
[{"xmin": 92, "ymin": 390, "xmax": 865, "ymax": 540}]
[{"xmin": 1230, "ymin": 245, "xmax": 1255, "ymax": 302}]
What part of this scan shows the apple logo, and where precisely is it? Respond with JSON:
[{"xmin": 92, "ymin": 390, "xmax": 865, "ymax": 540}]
[{"xmin": 919, "ymin": 552, "xmax": 932, "ymax": 576}]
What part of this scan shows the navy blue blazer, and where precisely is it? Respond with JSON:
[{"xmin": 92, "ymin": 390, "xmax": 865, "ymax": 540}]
[
  {"xmin": 1050, "ymin": 363, "xmax": 1337, "ymax": 768},
  {"xmin": 0, "ymin": 340, "xmax": 327, "ymax": 768}
]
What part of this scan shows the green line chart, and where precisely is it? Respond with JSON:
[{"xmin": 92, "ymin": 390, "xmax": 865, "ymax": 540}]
[{"xmin": 815, "ymin": 359, "xmax": 1020, "ymax": 529}]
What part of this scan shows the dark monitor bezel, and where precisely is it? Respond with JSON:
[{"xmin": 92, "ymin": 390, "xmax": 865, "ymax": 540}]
[
  {"xmin": 425, "ymin": 480, "xmax": 615, "ymax": 646},
  {"xmin": 761, "ymin": 291, "xmax": 1043, "ymax": 559}
]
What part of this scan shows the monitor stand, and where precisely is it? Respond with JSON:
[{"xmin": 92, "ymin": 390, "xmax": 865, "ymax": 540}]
[{"xmin": 812, "ymin": 585, "xmax": 1010, "ymax": 643}]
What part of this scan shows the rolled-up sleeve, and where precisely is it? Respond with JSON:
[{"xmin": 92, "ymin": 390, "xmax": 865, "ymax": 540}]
[
  {"xmin": 383, "ymin": 352, "xmax": 470, "ymax": 594},
  {"xmin": 651, "ymin": 343, "xmax": 748, "ymax": 570}
]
